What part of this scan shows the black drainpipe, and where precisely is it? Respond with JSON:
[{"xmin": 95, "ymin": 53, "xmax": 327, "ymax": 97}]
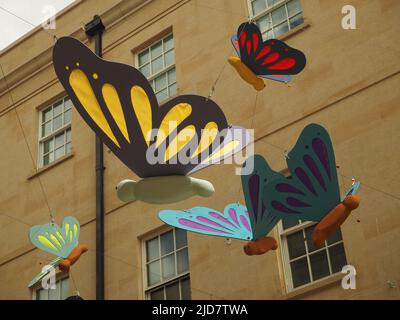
[{"xmin": 85, "ymin": 15, "xmax": 105, "ymax": 301}]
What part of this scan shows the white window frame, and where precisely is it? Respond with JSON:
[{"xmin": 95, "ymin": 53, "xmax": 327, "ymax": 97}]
[
  {"xmin": 278, "ymin": 220, "xmax": 347, "ymax": 292},
  {"xmin": 135, "ymin": 33, "xmax": 177, "ymax": 103},
  {"xmin": 247, "ymin": 0, "xmax": 304, "ymax": 39},
  {"xmin": 32, "ymin": 274, "xmax": 70, "ymax": 300},
  {"xmin": 38, "ymin": 97, "xmax": 72, "ymax": 168},
  {"xmin": 141, "ymin": 228, "xmax": 190, "ymax": 300}
]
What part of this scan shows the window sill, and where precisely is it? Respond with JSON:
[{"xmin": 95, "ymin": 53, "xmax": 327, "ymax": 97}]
[
  {"xmin": 278, "ymin": 19, "xmax": 310, "ymax": 41},
  {"xmin": 283, "ymin": 273, "xmax": 343, "ymax": 300},
  {"xmin": 27, "ymin": 152, "xmax": 74, "ymax": 180}
]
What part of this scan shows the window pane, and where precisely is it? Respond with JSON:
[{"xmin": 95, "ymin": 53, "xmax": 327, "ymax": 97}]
[
  {"xmin": 282, "ymin": 218, "xmax": 300, "ymax": 230},
  {"xmin": 329, "ymin": 243, "xmax": 347, "ymax": 273},
  {"xmin": 139, "ymin": 64, "xmax": 150, "ymax": 78},
  {"xmin": 175, "ymin": 228, "xmax": 187, "ymax": 249},
  {"xmin": 64, "ymin": 109, "xmax": 71, "ymax": 125},
  {"xmin": 53, "ymin": 101, "xmax": 63, "ymax": 117},
  {"xmin": 168, "ymin": 83, "xmax": 177, "ymax": 97},
  {"xmin": 55, "ymin": 132, "xmax": 65, "ymax": 148},
  {"xmin": 327, "ymin": 228, "xmax": 343, "ymax": 245},
  {"xmin": 161, "ymin": 231, "xmax": 174, "ymax": 255},
  {"xmin": 53, "ymin": 114, "xmax": 63, "ymax": 131},
  {"xmin": 48, "ymin": 283, "xmax": 60, "ymax": 300},
  {"xmin": 150, "ymin": 287, "xmax": 164, "ymax": 300},
  {"xmin": 139, "ymin": 50, "xmax": 150, "ymax": 66},
  {"xmin": 165, "ymin": 281, "xmax": 180, "ymax": 300},
  {"xmin": 155, "ymin": 73, "xmax": 167, "ymax": 92},
  {"xmin": 64, "ymin": 99, "xmax": 72, "ymax": 111},
  {"xmin": 287, "ymin": 0, "xmax": 302, "ymax": 16},
  {"xmin": 164, "ymin": 50, "xmax": 175, "ymax": 67},
  {"xmin": 66, "ymin": 128, "xmax": 72, "ymax": 143},
  {"xmin": 61, "ymin": 279, "xmax": 69, "ymax": 299},
  {"xmin": 163, "ymin": 35, "xmax": 174, "ymax": 51},
  {"xmin": 43, "ymin": 139, "xmax": 53, "ymax": 154},
  {"xmin": 156, "ymin": 89, "xmax": 168, "ymax": 102},
  {"xmin": 147, "ymin": 261, "xmax": 161, "ymax": 286},
  {"xmin": 287, "ymin": 231, "xmax": 306, "ymax": 259},
  {"xmin": 66, "ymin": 142, "xmax": 72, "ymax": 154},
  {"xmin": 291, "ymin": 257, "xmax": 310, "ymax": 288},
  {"xmin": 181, "ymin": 278, "xmax": 191, "ymax": 300},
  {"xmin": 146, "ymin": 237, "xmax": 159, "ymax": 262},
  {"xmin": 151, "ymin": 56, "xmax": 164, "ymax": 75},
  {"xmin": 310, "ymin": 250, "xmax": 330, "ymax": 281},
  {"xmin": 162, "ymin": 254, "xmax": 176, "ymax": 280},
  {"xmin": 177, "ymin": 248, "xmax": 189, "ymax": 274},
  {"xmin": 252, "ymin": 0, "xmax": 267, "ymax": 16},
  {"xmin": 55, "ymin": 146, "xmax": 65, "ymax": 160},
  {"xmin": 305, "ymin": 225, "xmax": 319, "ymax": 253},
  {"xmin": 37, "ymin": 289, "xmax": 48, "ymax": 300},
  {"xmin": 257, "ymin": 15, "xmax": 272, "ymax": 34},
  {"xmin": 274, "ymin": 22, "xmax": 289, "ymax": 37},
  {"xmin": 289, "ymin": 13, "xmax": 304, "ymax": 29},
  {"xmin": 151, "ymin": 41, "xmax": 163, "ymax": 59},
  {"xmin": 42, "ymin": 122, "xmax": 52, "ymax": 137},
  {"xmin": 262, "ymin": 29, "xmax": 274, "ymax": 40},
  {"xmin": 42, "ymin": 108, "xmax": 52, "ymax": 122},
  {"xmin": 43, "ymin": 152, "xmax": 54, "ymax": 166},
  {"xmin": 272, "ymin": 6, "xmax": 287, "ymax": 25},
  {"xmin": 168, "ymin": 68, "xmax": 176, "ymax": 84}
]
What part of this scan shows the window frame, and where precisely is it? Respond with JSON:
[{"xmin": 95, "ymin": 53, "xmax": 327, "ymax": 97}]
[
  {"xmin": 247, "ymin": 0, "xmax": 304, "ymax": 39},
  {"xmin": 32, "ymin": 273, "xmax": 70, "ymax": 300},
  {"xmin": 278, "ymin": 219, "xmax": 346, "ymax": 292},
  {"xmin": 134, "ymin": 33, "xmax": 177, "ymax": 103},
  {"xmin": 37, "ymin": 96, "xmax": 72, "ymax": 168},
  {"xmin": 141, "ymin": 228, "xmax": 190, "ymax": 300}
]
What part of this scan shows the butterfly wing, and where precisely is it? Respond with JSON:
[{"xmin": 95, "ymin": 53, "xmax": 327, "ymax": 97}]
[
  {"xmin": 28, "ymin": 257, "xmax": 63, "ymax": 288},
  {"xmin": 231, "ymin": 35, "xmax": 240, "ymax": 57},
  {"xmin": 259, "ymin": 74, "xmax": 293, "ymax": 83},
  {"xmin": 159, "ymin": 204, "xmax": 253, "ymax": 241},
  {"xmin": 29, "ymin": 216, "xmax": 80, "ymax": 259},
  {"xmin": 237, "ymin": 22, "xmax": 306, "ymax": 76},
  {"xmin": 264, "ymin": 124, "xmax": 340, "ymax": 222},
  {"xmin": 241, "ymin": 155, "xmax": 283, "ymax": 240},
  {"xmin": 342, "ymin": 181, "xmax": 360, "ymax": 200},
  {"xmin": 53, "ymin": 37, "xmax": 248, "ymax": 178}
]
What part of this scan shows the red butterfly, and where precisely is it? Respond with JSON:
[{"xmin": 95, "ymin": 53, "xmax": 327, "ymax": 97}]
[{"xmin": 229, "ymin": 22, "xmax": 306, "ymax": 90}]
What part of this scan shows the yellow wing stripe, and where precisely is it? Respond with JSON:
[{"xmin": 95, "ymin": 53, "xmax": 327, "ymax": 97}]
[
  {"xmin": 102, "ymin": 83, "xmax": 130, "ymax": 143},
  {"xmin": 190, "ymin": 122, "xmax": 218, "ymax": 159},
  {"xmin": 156, "ymin": 103, "xmax": 192, "ymax": 148},
  {"xmin": 74, "ymin": 224, "xmax": 78, "ymax": 237},
  {"xmin": 202, "ymin": 140, "xmax": 241, "ymax": 163},
  {"xmin": 50, "ymin": 235, "xmax": 62, "ymax": 248},
  {"xmin": 69, "ymin": 69, "xmax": 120, "ymax": 147},
  {"xmin": 165, "ymin": 125, "xmax": 196, "ymax": 161},
  {"xmin": 65, "ymin": 223, "xmax": 70, "ymax": 236},
  {"xmin": 131, "ymin": 86, "xmax": 152, "ymax": 147},
  {"xmin": 56, "ymin": 231, "xmax": 65, "ymax": 243},
  {"xmin": 38, "ymin": 235, "xmax": 59, "ymax": 251}
]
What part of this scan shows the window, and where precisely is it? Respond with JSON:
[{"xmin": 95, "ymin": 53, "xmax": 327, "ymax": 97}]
[
  {"xmin": 38, "ymin": 97, "xmax": 72, "ymax": 167},
  {"xmin": 137, "ymin": 34, "xmax": 177, "ymax": 102},
  {"xmin": 279, "ymin": 219, "xmax": 348, "ymax": 291},
  {"xmin": 248, "ymin": 0, "xmax": 304, "ymax": 39},
  {"xmin": 34, "ymin": 277, "xmax": 69, "ymax": 300},
  {"xmin": 144, "ymin": 228, "xmax": 191, "ymax": 300}
]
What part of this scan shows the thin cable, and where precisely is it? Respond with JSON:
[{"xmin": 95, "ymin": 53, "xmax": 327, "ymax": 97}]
[
  {"xmin": 0, "ymin": 63, "xmax": 53, "ymax": 220},
  {"xmin": 0, "ymin": 5, "xmax": 58, "ymax": 42}
]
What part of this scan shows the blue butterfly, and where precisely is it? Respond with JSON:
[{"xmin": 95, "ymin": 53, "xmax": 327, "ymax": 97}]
[{"xmin": 159, "ymin": 124, "xmax": 360, "ymax": 254}]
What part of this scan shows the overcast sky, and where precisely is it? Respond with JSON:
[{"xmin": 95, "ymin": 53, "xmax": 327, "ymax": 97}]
[{"xmin": 0, "ymin": 0, "xmax": 75, "ymax": 51}]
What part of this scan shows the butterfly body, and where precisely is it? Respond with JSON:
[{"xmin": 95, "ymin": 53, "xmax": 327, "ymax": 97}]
[
  {"xmin": 116, "ymin": 176, "xmax": 214, "ymax": 204},
  {"xmin": 244, "ymin": 236, "xmax": 278, "ymax": 255},
  {"xmin": 58, "ymin": 244, "xmax": 88, "ymax": 272},
  {"xmin": 230, "ymin": 22, "xmax": 306, "ymax": 90}
]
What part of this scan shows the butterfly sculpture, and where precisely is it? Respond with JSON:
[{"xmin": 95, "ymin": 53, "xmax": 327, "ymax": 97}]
[
  {"xmin": 229, "ymin": 22, "xmax": 306, "ymax": 91},
  {"xmin": 159, "ymin": 154, "xmax": 284, "ymax": 256},
  {"xmin": 261, "ymin": 123, "xmax": 360, "ymax": 247},
  {"xmin": 28, "ymin": 216, "xmax": 88, "ymax": 288},
  {"xmin": 160, "ymin": 124, "xmax": 361, "ymax": 254},
  {"xmin": 53, "ymin": 37, "xmax": 250, "ymax": 204}
]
